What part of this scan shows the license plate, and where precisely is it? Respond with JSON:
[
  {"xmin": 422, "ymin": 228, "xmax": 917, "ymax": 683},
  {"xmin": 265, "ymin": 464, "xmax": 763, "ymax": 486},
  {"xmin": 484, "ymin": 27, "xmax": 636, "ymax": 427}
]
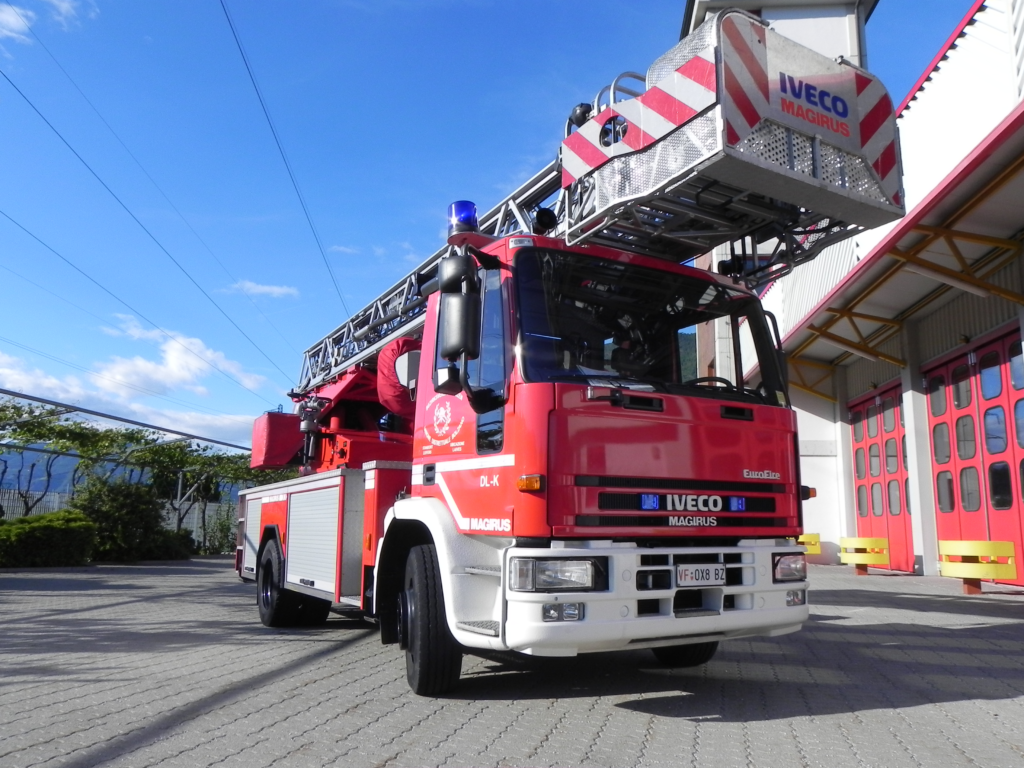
[{"xmin": 676, "ymin": 564, "xmax": 727, "ymax": 587}]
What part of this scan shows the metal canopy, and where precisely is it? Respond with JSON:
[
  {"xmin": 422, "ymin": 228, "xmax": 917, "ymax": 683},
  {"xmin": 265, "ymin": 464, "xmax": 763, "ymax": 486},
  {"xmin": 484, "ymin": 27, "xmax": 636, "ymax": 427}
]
[{"xmin": 782, "ymin": 101, "xmax": 1024, "ymax": 402}]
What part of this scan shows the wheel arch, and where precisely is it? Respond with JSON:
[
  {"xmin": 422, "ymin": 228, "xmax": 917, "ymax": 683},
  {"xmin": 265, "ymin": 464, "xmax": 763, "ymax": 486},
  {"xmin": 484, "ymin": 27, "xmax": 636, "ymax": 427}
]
[
  {"xmin": 255, "ymin": 525, "xmax": 282, "ymax": 580},
  {"xmin": 375, "ymin": 518, "xmax": 432, "ymax": 644}
]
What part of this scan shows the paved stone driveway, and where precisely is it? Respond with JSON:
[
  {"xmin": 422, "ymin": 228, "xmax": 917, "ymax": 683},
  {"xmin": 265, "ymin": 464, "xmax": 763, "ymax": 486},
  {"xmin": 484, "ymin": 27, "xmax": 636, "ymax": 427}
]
[{"xmin": 1, "ymin": 560, "xmax": 1023, "ymax": 768}]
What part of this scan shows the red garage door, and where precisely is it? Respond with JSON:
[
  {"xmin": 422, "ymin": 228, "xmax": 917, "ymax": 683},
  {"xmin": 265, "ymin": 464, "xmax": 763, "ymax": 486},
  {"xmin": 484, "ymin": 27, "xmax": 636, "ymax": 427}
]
[
  {"xmin": 849, "ymin": 385, "xmax": 914, "ymax": 572},
  {"xmin": 924, "ymin": 331, "xmax": 1024, "ymax": 587}
]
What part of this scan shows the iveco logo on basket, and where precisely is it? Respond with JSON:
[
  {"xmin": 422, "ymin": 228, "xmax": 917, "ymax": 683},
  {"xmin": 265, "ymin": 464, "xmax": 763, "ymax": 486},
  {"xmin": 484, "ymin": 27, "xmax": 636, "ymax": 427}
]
[{"xmin": 744, "ymin": 469, "xmax": 781, "ymax": 480}]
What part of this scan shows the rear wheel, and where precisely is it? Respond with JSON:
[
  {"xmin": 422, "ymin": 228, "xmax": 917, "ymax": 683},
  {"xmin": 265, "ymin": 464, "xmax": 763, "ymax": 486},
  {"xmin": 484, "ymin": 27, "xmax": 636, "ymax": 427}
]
[
  {"xmin": 257, "ymin": 539, "xmax": 298, "ymax": 627},
  {"xmin": 401, "ymin": 544, "xmax": 462, "ymax": 695},
  {"xmin": 651, "ymin": 641, "xmax": 719, "ymax": 668}
]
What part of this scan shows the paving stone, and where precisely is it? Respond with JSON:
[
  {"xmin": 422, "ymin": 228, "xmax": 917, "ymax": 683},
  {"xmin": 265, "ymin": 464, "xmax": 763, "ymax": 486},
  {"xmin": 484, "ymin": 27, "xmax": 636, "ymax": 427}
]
[{"xmin": 1, "ymin": 562, "xmax": 1023, "ymax": 767}]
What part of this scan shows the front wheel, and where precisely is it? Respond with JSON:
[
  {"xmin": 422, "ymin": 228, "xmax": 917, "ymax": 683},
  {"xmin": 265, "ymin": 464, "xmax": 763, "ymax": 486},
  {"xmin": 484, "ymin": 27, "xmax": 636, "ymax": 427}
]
[
  {"xmin": 651, "ymin": 641, "xmax": 719, "ymax": 668},
  {"xmin": 401, "ymin": 544, "xmax": 462, "ymax": 695},
  {"xmin": 257, "ymin": 539, "xmax": 298, "ymax": 627}
]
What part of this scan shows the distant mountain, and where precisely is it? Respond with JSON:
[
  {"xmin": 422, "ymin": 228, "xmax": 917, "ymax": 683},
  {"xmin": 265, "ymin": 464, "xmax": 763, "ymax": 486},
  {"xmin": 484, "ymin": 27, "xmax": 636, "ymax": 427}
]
[{"xmin": 0, "ymin": 449, "xmax": 79, "ymax": 493}]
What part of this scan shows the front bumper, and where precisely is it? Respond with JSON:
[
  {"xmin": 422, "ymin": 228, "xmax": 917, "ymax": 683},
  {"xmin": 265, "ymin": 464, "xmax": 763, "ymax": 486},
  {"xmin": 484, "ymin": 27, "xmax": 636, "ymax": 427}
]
[{"xmin": 502, "ymin": 540, "xmax": 809, "ymax": 656}]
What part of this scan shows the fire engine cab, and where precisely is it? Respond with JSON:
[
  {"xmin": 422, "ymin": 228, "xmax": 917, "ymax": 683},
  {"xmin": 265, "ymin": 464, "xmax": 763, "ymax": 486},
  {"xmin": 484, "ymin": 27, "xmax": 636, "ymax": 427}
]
[{"xmin": 237, "ymin": 9, "xmax": 903, "ymax": 695}]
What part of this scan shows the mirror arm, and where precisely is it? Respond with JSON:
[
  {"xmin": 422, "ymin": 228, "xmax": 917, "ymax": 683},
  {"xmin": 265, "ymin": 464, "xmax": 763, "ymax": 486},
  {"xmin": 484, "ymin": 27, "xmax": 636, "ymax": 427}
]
[{"xmin": 458, "ymin": 352, "xmax": 504, "ymax": 414}]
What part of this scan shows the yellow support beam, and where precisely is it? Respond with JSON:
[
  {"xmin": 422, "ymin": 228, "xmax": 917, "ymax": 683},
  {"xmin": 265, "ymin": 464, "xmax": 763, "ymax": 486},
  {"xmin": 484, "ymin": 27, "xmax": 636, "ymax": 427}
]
[
  {"xmin": 891, "ymin": 251, "xmax": 1024, "ymax": 306},
  {"xmin": 806, "ymin": 326, "xmax": 905, "ymax": 367}
]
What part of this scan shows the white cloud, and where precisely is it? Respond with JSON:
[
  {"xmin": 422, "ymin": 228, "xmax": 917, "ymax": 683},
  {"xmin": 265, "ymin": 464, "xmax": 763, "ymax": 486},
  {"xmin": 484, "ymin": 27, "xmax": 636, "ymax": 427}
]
[
  {"xmin": 40, "ymin": 0, "xmax": 77, "ymax": 27},
  {"xmin": 229, "ymin": 280, "xmax": 299, "ymax": 298},
  {"xmin": 329, "ymin": 245, "xmax": 359, "ymax": 254},
  {"xmin": 96, "ymin": 315, "xmax": 267, "ymax": 397},
  {"xmin": 0, "ymin": 350, "xmax": 86, "ymax": 401},
  {"xmin": 0, "ymin": 5, "xmax": 35, "ymax": 42},
  {"xmin": 0, "ymin": 345, "xmax": 262, "ymax": 447},
  {"xmin": 372, "ymin": 246, "xmax": 387, "ymax": 257}
]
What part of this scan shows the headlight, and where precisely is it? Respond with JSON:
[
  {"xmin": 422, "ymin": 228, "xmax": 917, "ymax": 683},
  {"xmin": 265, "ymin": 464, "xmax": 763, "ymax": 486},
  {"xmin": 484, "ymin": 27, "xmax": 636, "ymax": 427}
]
[
  {"xmin": 509, "ymin": 558, "xmax": 607, "ymax": 592},
  {"xmin": 773, "ymin": 553, "xmax": 807, "ymax": 582}
]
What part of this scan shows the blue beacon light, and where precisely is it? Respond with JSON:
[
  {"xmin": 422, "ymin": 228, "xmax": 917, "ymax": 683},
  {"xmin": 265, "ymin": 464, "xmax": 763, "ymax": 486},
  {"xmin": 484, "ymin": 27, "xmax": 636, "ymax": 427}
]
[{"xmin": 448, "ymin": 201, "xmax": 479, "ymax": 239}]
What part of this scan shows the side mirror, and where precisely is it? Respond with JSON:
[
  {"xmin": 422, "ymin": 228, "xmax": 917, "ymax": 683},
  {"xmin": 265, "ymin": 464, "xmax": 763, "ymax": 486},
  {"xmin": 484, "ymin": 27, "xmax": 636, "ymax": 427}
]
[
  {"xmin": 438, "ymin": 253, "xmax": 476, "ymax": 293},
  {"xmin": 438, "ymin": 293, "xmax": 480, "ymax": 362}
]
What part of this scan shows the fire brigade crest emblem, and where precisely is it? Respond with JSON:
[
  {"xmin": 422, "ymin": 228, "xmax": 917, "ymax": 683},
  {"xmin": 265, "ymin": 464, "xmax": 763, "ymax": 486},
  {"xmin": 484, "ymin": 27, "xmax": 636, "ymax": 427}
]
[
  {"xmin": 433, "ymin": 401, "xmax": 452, "ymax": 436},
  {"xmin": 423, "ymin": 394, "xmax": 465, "ymax": 450}
]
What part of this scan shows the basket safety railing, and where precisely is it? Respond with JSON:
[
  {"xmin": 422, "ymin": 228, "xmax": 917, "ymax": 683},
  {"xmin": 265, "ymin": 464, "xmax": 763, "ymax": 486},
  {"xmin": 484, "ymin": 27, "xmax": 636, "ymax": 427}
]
[
  {"xmin": 937, "ymin": 540, "xmax": 1017, "ymax": 595},
  {"xmin": 839, "ymin": 537, "xmax": 888, "ymax": 576}
]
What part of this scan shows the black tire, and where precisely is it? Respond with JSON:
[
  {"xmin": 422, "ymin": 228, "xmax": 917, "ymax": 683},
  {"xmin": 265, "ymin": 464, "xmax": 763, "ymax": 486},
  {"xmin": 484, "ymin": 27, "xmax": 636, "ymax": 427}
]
[
  {"xmin": 295, "ymin": 596, "xmax": 332, "ymax": 626},
  {"xmin": 402, "ymin": 544, "xmax": 462, "ymax": 695},
  {"xmin": 257, "ymin": 539, "xmax": 298, "ymax": 627},
  {"xmin": 651, "ymin": 641, "xmax": 719, "ymax": 668}
]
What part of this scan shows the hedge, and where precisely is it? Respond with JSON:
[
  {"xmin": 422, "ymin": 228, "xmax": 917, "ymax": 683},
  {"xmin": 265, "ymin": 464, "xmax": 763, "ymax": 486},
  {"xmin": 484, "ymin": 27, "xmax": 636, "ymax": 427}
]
[
  {"xmin": 0, "ymin": 510, "xmax": 98, "ymax": 568},
  {"xmin": 70, "ymin": 479, "xmax": 196, "ymax": 562}
]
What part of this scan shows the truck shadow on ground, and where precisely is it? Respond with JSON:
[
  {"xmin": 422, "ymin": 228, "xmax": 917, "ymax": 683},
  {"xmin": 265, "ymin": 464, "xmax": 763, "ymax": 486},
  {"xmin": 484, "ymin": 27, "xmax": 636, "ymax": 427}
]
[{"xmin": 452, "ymin": 590, "xmax": 1024, "ymax": 721}]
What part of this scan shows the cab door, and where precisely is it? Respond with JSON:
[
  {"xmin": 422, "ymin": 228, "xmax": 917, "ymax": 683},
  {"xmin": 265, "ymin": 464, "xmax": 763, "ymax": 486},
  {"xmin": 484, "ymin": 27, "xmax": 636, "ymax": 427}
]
[{"xmin": 414, "ymin": 266, "xmax": 516, "ymax": 534}]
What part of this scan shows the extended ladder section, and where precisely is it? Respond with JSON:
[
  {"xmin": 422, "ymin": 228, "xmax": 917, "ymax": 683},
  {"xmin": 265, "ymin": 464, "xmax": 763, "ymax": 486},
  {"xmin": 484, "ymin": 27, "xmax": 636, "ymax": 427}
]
[
  {"xmin": 296, "ymin": 9, "xmax": 904, "ymax": 397},
  {"xmin": 560, "ymin": 10, "xmax": 903, "ymax": 278}
]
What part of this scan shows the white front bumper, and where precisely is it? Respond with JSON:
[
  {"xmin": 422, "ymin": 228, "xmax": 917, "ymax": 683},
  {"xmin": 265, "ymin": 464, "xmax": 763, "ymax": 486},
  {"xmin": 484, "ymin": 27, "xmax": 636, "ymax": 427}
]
[{"xmin": 501, "ymin": 541, "xmax": 809, "ymax": 656}]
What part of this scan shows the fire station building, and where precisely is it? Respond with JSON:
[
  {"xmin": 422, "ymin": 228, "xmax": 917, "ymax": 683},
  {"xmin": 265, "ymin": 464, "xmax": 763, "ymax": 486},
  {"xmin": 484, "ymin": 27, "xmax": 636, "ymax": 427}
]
[{"xmin": 690, "ymin": 0, "xmax": 1024, "ymax": 586}]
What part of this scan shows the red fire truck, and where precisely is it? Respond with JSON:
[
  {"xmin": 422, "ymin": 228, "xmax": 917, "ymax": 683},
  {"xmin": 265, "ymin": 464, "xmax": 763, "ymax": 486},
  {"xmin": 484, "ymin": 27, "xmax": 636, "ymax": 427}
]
[{"xmin": 237, "ymin": 9, "xmax": 903, "ymax": 695}]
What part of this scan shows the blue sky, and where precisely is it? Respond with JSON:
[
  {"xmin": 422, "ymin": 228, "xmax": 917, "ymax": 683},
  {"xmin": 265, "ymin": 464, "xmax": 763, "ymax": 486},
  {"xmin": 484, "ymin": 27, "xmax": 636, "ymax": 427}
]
[{"xmin": 0, "ymin": 0, "xmax": 975, "ymax": 446}]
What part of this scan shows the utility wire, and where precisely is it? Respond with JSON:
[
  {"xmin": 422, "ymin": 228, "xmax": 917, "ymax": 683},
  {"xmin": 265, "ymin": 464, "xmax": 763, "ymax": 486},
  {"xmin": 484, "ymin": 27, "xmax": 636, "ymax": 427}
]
[
  {"xmin": 0, "ymin": 65, "xmax": 295, "ymax": 387},
  {"xmin": 0, "ymin": 332, "xmax": 244, "ymax": 418},
  {"xmin": 0, "ymin": 387, "xmax": 250, "ymax": 450},
  {"xmin": 219, "ymin": 0, "xmax": 351, "ymax": 316},
  {"xmin": 0, "ymin": 260, "xmax": 247, "ymax": 414},
  {"xmin": 0, "ymin": 207, "xmax": 276, "ymax": 407},
  {"xmin": 5, "ymin": 1, "xmax": 300, "ymax": 357}
]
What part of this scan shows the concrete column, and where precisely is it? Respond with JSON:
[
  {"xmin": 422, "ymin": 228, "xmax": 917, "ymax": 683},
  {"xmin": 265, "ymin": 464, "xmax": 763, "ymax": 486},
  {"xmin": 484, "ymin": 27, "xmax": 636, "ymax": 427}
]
[
  {"xmin": 901, "ymin": 318, "xmax": 940, "ymax": 575},
  {"xmin": 833, "ymin": 365, "xmax": 858, "ymax": 541}
]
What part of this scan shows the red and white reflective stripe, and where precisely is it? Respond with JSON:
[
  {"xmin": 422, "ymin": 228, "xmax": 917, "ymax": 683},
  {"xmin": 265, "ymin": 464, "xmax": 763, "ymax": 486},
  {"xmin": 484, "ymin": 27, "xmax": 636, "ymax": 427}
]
[
  {"xmin": 720, "ymin": 14, "xmax": 769, "ymax": 147},
  {"xmin": 560, "ymin": 47, "xmax": 716, "ymax": 188},
  {"xmin": 855, "ymin": 72, "xmax": 901, "ymax": 206}
]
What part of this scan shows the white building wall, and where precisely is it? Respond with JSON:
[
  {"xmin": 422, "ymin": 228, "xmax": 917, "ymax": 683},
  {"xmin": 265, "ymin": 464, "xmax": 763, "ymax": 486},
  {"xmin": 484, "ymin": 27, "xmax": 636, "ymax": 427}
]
[
  {"xmin": 790, "ymin": 388, "xmax": 847, "ymax": 562},
  {"xmin": 858, "ymin": 0, "xmax": 1022, "ymax": 259}
]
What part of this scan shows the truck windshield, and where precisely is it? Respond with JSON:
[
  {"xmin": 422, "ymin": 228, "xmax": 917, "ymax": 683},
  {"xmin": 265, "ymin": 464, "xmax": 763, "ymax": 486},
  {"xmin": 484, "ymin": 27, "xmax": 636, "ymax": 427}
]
[{"xmin": 514, "ymin": 248, "xmax": 785, "ymax": 403}]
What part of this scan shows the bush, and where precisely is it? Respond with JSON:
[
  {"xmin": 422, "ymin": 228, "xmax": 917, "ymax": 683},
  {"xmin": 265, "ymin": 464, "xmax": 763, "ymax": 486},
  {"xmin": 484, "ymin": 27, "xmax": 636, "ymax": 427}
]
[
  {"xmin": 141, "ymin": 528, "xmax": 196, "ymax": 561},
  {"xmin": 70, "ymin": 478, "xmax": 193, "ymax": 562},
  {"xmin": 0, "ymin": 510, "xmax": 97, "ymax": 567},
  {"xmin": 202, "ymin": 509, "xmax": 236, "ymax": 555}
]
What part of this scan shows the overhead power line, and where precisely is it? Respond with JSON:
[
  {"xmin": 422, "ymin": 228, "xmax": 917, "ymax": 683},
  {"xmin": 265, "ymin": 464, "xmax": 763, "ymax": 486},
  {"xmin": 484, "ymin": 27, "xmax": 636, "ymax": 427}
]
[
  {"xmin": 0, "ymin": 387, "xmax": 250, "ymax": 451},
  {"xmin": 4, "ymin": 1, "xmax": 300, "ymax": 357},
  {"xmin": 0, "ymin": 332, "xmax": 243, "ymax": 418},
  {"xmin": 0, "ymin": 207, "xmax": 276, "ymax": 407},
  {"xmin": 219, "ymin": 0, "xmax": 351, "ymax": 316},
  {"xmin": 0, "ymin": 65, "xmax": 295, "ymax": 387}
]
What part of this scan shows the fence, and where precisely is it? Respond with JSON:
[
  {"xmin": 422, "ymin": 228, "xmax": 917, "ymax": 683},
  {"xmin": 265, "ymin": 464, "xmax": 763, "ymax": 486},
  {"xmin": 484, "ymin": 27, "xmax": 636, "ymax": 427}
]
[
  {"xmin": 0, "ymin": 488, "xmax": 72, "ymax": 519},
  {"xmin": 1, "ymin": 489, "xmax": 238, "ymax": 550},
  {"xmin": 163, "ymin": 500, "xmax": 237, "ymax": 547}
]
